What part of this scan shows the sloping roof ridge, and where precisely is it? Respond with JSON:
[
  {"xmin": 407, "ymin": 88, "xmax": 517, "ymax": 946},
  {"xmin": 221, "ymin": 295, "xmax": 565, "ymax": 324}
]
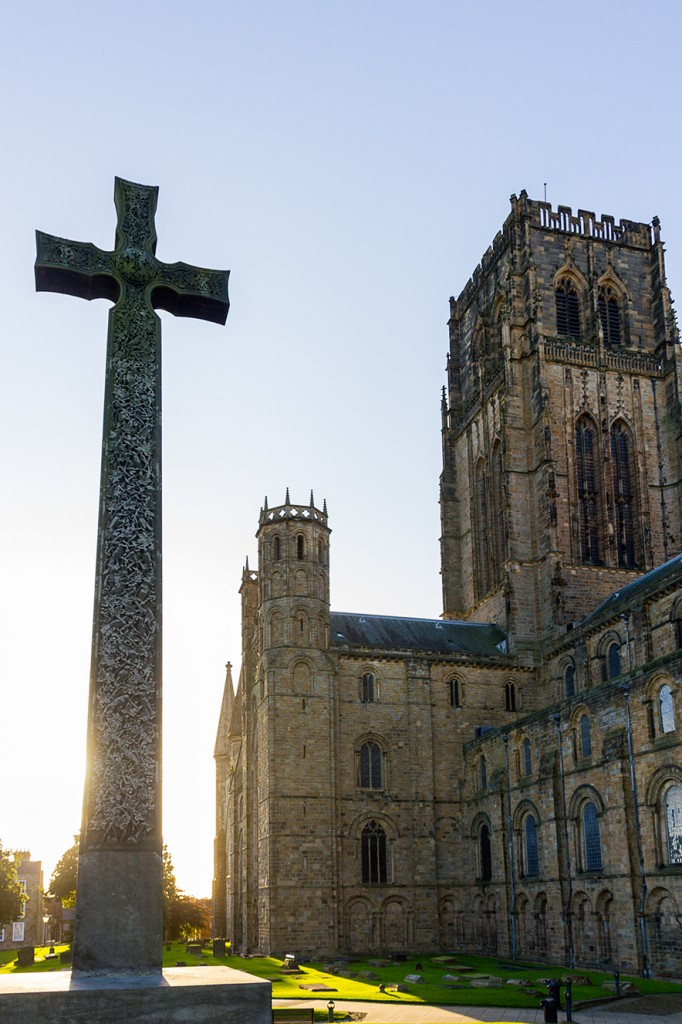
[
  {"xmin": 583, "ymin": 552, "xmax": 682, "ymax": 627},
  {"xmin": 331, "ymin": 609, "xmax": 492, "ymax": 628}
]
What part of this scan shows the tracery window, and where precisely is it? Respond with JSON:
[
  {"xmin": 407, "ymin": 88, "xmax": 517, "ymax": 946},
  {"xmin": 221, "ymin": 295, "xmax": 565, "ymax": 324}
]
[
  {"xmin": 659, "ymin": 685, "xmax": 676, "ymax": 734},
  {"xmin": 575, "ymin": 418, "xmax": 601, "ymax": 563},
  {"xmin": 361, "ymin": 820, "xmax": 387, "ymax": 883},
  {"xmin": 361, "ymin": 672, "xmax": 375, "ymax": 703},
  {"xmin": 665, "ymin": 785, "xmax": 682, "ymax": 864},
  {"xmin": 556, "ymin": 279, "xmax": 582, "ymax": 340},
  {"xmin": 505, "ymin": 681, "xmax": 517, "ymax": 712},
  {"xmin": 475, "ymin": 460, "xmax": 491, "ymax": 599},
  {"xmin": 448, "ymin": 678, "xmax": 462, "ymax": 708},
  {"xmin": 492, "ymin": 442, "xmax": 505, "ymax": 581},
  {"xmin": 598, "ymin": 286, "xmax": 622, "ymax": 346},
  {"xmin": 610, "ymin": 422, "xmax": 639, "ymax": 567},
  {"xmin": 359, "ymin": 740, "xmax": 383, "ymax": 790},
  {"xmin": 581, "ymin": 800, "xmax": 603, "ymax": 871},
  {"xmin": 523, "ymin": 815, "xmax": 540, "ymax": 876}
]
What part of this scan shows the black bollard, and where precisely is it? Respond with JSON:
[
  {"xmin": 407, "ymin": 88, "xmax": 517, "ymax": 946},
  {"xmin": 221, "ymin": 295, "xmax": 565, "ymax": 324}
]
[
  {"xmin": 541, "ymin": 998, "xmax": 558, "ymax": 1023},
  {"xmin": 547, "ymin": 978, "xmax": 561, "ymax": 1010},
  {"xmin": 565, "ymin": 978, "xmax": 573, "ymax": 1022},
  {"xmin": 614, "ymin": 970, "xmax": 621, "ymax": 997}
]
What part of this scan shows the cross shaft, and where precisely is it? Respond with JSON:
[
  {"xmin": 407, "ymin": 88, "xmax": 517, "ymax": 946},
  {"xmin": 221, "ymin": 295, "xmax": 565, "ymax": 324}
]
[{"xmin": 35, "ymin": 178, "xmax": 229, "ymax": 975}]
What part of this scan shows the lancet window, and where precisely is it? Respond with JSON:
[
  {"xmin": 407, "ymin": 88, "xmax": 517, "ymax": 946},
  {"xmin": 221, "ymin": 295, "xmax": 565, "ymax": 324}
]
[
  {"xmin": 475, "ymin": 460, "xmax": 491, "ymax": 599},
  {"xmin": 359, "ymin": 740, "xmax": 383, "ymax": 790},
  {"xmin": 598, "ymin": 286, "xmax": 622, "ymax": 346},
  {"xmin": 610, "ymin": 422, "xmax": 640, "ymax": 568},
  {"xmin": 361, "ymin": 820, "xmax": 387, "ymax": 884},
  {"xmin": 556, "ymin": 279, "xmax": 582, "ymax": 340},
  {"xmin": 575, "ymin": 418, "xmax": 601, "ymax": 564}
]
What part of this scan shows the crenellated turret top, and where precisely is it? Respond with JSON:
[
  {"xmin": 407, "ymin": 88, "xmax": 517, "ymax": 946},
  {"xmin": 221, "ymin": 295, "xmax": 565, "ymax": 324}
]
[{"xmin": 258, "ymin": 489, "xmax": 329, "ymax": 528}]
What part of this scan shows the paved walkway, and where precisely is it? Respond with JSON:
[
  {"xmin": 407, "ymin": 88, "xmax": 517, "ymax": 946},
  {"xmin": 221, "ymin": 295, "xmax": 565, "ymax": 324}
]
[{"xmin": 273, "ymin": 996, "xmax": 682, "ymax": 1023}]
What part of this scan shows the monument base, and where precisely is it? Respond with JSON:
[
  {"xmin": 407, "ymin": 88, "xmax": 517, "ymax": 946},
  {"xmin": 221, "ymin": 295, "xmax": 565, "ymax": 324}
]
[{"xmin": 0, "ymin": 965, "xmax": 271, "ymax": 1023}]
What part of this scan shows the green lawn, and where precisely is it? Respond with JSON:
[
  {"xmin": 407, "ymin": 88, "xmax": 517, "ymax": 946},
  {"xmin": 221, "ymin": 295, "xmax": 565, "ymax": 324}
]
[{"xmin": 3, "ymin": 943, "xmax": 682, "ymax": 1010}]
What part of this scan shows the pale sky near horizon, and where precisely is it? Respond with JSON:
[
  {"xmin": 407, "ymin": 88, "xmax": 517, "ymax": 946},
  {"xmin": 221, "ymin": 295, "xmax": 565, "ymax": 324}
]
[{"xmin": 1, "ymin": 0, "xmax": 681, "ymax": 899}]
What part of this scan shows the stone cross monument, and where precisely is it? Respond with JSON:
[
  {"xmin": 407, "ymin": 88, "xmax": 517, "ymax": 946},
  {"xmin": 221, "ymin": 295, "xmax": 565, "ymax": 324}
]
[{"xmin": 35, "ymin": 178, "xmax": 229, "ymax": 975}]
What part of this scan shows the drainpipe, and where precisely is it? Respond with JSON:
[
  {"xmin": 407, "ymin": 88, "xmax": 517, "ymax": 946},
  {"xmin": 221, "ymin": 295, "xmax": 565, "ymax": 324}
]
[
  {"xmin": 551, "ymin": 712, "xmax": 574, "ymax": 969},
  {"xmin": 620, "ymin": 613, "xmax": 650, "ymax": 978},
  {"xmin": 503, "ymin": 733, "xmax": 517, "ymax": 959}
]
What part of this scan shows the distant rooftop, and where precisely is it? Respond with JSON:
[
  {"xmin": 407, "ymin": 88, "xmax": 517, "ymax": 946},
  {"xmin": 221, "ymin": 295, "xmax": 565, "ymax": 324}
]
[{"xmin": 330, "ymin": 611, "xmax": 508, "ymax": 658}]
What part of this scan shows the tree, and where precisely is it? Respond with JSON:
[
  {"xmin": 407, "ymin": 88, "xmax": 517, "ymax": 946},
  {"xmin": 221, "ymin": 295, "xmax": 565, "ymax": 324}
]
[
  {"xmin": 0, "ymin": 840, "xmax": 24, "ymax": 926},
  {"xmin": 168, "ymin": 894, "xmax": 211, "ymax": 941},
  {"xmin": 163, "ymin": 844, "xmax": 178, "ymax": 939},
  {"xmin": 49, "ymin": 836, "xmax": 79, "ymax": 907}
]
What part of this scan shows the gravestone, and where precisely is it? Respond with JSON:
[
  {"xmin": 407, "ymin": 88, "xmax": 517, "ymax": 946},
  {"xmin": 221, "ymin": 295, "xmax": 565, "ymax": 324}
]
[{"xmin": 35, "ymin": 176, "xmax": 229, "ymax": 976}]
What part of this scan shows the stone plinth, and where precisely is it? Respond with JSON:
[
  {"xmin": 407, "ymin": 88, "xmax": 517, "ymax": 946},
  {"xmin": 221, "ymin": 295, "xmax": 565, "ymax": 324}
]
[{"xmin": 0, "ymin": 966, "xmax": 270, "ymax": 1024}]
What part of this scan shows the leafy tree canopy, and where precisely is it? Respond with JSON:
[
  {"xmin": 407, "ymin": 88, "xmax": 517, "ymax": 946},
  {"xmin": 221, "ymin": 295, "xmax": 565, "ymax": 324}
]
[
  {"xmin": 168, "ymin": 893, "xmax": 211, "ymax": 941},
  {"xmin": 49, "ymin": 836, "xmax": 79, "ymax": 907},
  {"xmin": 0, "ymin": 841, "xmax": 24, "ymax": 925}
]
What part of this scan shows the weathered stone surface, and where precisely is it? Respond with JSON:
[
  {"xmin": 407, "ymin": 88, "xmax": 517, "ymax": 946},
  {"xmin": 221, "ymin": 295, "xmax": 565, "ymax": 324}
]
[
  {"xmin": 404, "ymin": 974, "xmax": 423, "ymax": 983},
  {"xmin": 35, "ymin": 178, "xmax": 228, "ymax": 977},
  {"xmin": 299, "ymin": 984, "xmax": 337, "ymax": 992},
  {"xmin": 357, "ymin": 971, "xmax": 379, "ymax": 980},
  {"xmin": 0, "ymin": 966, "xmax": 270, "ymax": 1024}
]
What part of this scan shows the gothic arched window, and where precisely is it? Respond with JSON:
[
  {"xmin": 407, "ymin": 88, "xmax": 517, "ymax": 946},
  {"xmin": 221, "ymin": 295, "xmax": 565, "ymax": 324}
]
[
  {"xmin": 659, "ymin": 684, "xmax": 676, "ymax": 734},
  {"xmin": 359, "ymin": 741, "xmax": 383, "ymax": 790},
  {"xmin": 565, "ymin": 663, "xmax": 576, "ymax": 698},
  {"xmin": 492, "ymin": 442, "xmax": 505, "ymax": 581},
  {"xmin": 610, "ymin": 422, "xmax": 639, "ymax": 568},
  {"xmin": 475, "ymin": 460, "xmax": 491, "ymax": 599},
  {"xmin": 480, "ymin": 754, "xmax": 487, "ymax": 790},
  {"xmin": 523, "ymin": 815, "xmax": 540, "ymax": 876},
  {"xmin": 665, "ymin": 785, "xmax": 682, "ymax": 864},
  {"xmin": 448, "ymin": 678, "xmax": 462, "ymax": 708},
  {"xmin": 522, "ymin": 738, "xmax": 532, "ymax": 777},
  {"xmin": 505, "ymin": 681, "xmax": 517, "ymax": 712},
  {"xmin": 580, "ymin": 714, "xmax": 592, "ymax": 758},
  {"xmin": 598, "ymin": 286, "xmax": 622, "ymax": 346},
  {"xmin": 607, "ymin": 642, "xmax": 621, "ymax": 680},
  {"xmin": 556, "ymin": 279, "xmax": 582, "ymax": 340},
  {"xmin": 361, "ymin": 672, "xmax": 375, "ymax": 703},
  {"xmin": 575, "ymin": 418, "xmax": 601, "ymax": 563},
  {"xmin": 479, "ymin": 822, "xmax": 492, "ymax": 881},
  {"xmin": 581, "ymin": 800, "xmax": 603, "ymax": 871},
  {"xmin": 361, "ymin": 820, "xmax": 387, "ymax": 883}
]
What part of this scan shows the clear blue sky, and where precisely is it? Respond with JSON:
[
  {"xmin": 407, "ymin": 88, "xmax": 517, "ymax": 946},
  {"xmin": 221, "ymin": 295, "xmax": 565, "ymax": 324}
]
[{"xmin": 1, "ymin": 0, "xmax": 680, "ymax": 897}]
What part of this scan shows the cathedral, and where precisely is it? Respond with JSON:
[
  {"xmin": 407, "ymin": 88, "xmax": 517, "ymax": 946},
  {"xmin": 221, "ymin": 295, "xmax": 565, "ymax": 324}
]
[{"xmin": 213, "ymin": 192, "xmax": 682, "ymax": 974}]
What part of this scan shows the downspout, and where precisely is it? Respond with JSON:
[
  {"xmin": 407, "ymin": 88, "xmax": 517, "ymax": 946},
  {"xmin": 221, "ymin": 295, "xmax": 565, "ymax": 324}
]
[
  {"xmin": 620, "ymin": 612, "xmax": 650, "ymax": 978},
  {"xmin": 503, "ymin": 733, "xmax": 517, "ymax": 959},
  {"xmin": 552, "ymin": 712, "xmax": 574, "ymax": 969}
]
